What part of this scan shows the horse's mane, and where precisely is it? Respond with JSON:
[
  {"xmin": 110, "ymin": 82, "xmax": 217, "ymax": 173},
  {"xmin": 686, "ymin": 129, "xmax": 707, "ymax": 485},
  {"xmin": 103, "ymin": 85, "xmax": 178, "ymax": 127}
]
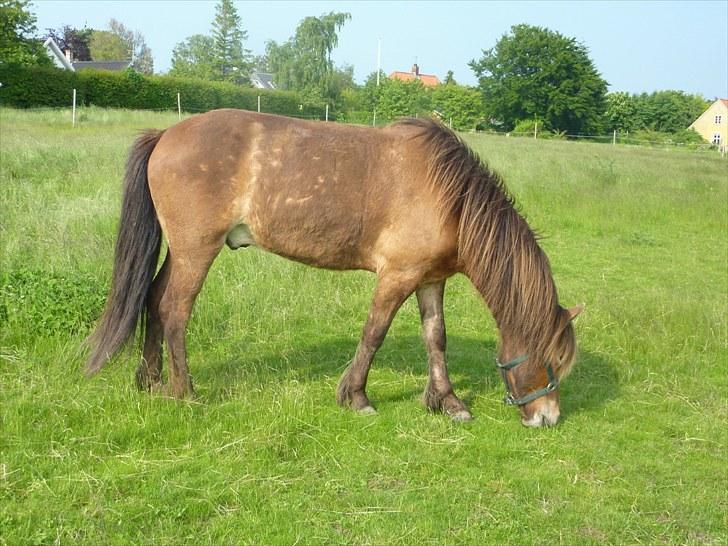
[{"xmin": 394, "ymin": 117, "xmax": 576, "ymax": 378}]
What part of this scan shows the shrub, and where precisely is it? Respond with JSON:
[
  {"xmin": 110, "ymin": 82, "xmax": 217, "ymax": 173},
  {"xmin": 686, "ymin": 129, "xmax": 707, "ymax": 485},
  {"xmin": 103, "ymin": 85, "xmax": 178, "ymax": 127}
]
[{"xmin": 0, "ymin": 64, "xmax": 326, "ymax": 118}]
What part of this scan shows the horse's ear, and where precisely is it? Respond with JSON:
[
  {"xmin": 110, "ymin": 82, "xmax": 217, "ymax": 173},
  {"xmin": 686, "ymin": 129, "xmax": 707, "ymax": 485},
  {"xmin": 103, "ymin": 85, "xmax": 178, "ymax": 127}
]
[{"xmin": 567, "ymin": 303, "xmax": 585, "ymax": 322}]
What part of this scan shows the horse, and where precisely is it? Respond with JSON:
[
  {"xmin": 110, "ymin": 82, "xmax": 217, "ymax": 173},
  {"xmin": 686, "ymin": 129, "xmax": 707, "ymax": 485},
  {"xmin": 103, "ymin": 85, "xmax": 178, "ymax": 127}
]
[{"xmin": 85, "ymin": 109, "xmax": 581, "ymax": 427}]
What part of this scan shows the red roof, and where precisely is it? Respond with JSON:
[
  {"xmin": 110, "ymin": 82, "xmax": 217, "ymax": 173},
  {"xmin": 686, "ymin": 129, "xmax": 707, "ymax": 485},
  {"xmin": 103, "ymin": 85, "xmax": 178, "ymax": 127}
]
[
  {"xmin": 721, "ymin": 99, "xmax": 728, "ymax": 107},
  {"xmin": 389, "ymin": 70, "xmax": 441, "ymax": 87}
]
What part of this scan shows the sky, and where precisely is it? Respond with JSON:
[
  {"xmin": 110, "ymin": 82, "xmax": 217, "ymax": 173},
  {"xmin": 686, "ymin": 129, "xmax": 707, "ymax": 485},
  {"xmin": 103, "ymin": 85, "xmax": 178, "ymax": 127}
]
[{"xmin": 32, "ymin": 0, "xmax": 728, "ymax": 99}]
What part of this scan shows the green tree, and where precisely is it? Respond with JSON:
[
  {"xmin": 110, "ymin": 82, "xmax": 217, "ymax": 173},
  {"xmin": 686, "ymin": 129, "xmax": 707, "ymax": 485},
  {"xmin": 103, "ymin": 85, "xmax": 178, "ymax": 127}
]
[
  {"xmin": 431, "ymin": 84, "xmax": 485, "ymax": 130},
  {"xmin": 170, "ymin": 34, "xmax": 216, "ymax": 80},
  {"xmin": 604, "ymin": 90, "xmax": 709, "ymax": 134},
  {"xmin": 108, "ymin": 19, "xmax": 153, "ymax": 74},
  {"xmin": 0, "ymin": 0, "xmax": 51, "ymax": 66},
  {"xmin": 469, "ymin": 24, "xmax": 608, "ymax": 134},
  {"xmin": 89, "ymin": 30, "xmax": 127, "ymax": 61},
  {"xmin": 90, "ymin": 19, "xmax": 154, "ymax": 74},
  {"xmin": 374, "ymin": 77, "xmax": 432, "ymax": 122},
  {"xmin": 266, "ymin": 11, "xmax": 351, "ymax": 102},
  {"xmin": 604, "ymin": 91, "xmax": 638, "ymax": 132},
  {"xmin": 636, "ymin": 90, "xmax": 709, "ymax": 133},
  {"xmin": 211, "ymin": 0, "xmax": 251, "ymax": 84}
]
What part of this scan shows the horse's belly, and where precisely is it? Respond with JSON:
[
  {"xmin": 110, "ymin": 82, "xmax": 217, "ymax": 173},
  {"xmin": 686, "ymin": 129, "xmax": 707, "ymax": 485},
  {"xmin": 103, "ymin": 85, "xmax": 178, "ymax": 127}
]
[{"xmin": 242, "ymin": 195, "xmax": 372, "ymax": 270}]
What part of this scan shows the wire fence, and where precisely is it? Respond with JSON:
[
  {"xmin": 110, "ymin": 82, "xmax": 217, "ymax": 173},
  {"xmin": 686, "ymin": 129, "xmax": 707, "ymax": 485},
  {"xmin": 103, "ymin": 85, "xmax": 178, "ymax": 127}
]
[{"xmin": 12, "ymin": 90, "xmax": 725, "ymax": 157}]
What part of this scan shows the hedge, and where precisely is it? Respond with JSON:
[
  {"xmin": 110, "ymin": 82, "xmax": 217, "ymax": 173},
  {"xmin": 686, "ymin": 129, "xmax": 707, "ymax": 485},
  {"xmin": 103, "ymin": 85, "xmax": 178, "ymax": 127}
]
[{"xmin": 0, "ymin": 64, "xmax": 327, "ymax": 119}]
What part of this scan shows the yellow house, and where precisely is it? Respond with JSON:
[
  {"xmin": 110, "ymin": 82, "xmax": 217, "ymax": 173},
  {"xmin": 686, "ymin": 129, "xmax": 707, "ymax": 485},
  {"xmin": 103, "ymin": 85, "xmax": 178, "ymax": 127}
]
[{"xmin": 689, "ymin": 99, "xmax": 728, "ymax": 151}]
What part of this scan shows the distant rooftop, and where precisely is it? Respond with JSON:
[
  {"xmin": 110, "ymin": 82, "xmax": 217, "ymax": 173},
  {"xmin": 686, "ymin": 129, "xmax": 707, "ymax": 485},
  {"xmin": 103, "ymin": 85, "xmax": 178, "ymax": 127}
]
[
  {"xmin": 250, "ymin": 71, "xmax": 276, "ymax": 90},
  {"xmin": 72, "ymin": 61, "xmax": 131, "ymax": 72},
  {"xmin": 389, "ymin": 64, "xmax": 440, "ymax": 87}
]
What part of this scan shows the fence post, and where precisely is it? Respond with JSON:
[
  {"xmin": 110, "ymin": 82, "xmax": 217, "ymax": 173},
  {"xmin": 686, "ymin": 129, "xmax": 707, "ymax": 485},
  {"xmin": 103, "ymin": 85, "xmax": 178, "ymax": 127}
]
[
  {"xmin": 257, "ymin": 95, "xmax": 261, "ymax": 113},
  {"xmin": 613, "ymin": 130, "xmax": 616, "ymax": 146},
  {"xmin": 325, "ymin": 104, "xmax": 329, "ymax": 122},
  {"xmin": 177, "ymin": 93, "xmax": 181, "ymax": 120},
  {"xmin": 72, "ymin": 88, "xmax": 76, "ymax": 127},
  {"xmin": 534, "ymin": 121, "xmax": 537, "ymax": 140}
]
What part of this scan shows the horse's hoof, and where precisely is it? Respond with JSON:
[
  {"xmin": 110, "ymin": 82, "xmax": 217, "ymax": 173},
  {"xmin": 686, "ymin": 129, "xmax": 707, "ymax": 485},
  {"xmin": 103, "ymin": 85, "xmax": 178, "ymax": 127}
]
[
  {"xmin": 357, "ymin": 405, "xmax": 378, "ymax": 415},
  {"xmin": 450, "ymin": 410, "xmax": 473, "ymax": 422}
]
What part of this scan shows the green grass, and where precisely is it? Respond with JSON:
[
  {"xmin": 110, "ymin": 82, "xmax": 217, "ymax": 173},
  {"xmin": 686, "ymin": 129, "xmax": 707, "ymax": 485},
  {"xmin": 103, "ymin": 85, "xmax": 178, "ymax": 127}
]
[{"xmin": 1, "ymin": 106, "xmax": 726, "ymax": 545}]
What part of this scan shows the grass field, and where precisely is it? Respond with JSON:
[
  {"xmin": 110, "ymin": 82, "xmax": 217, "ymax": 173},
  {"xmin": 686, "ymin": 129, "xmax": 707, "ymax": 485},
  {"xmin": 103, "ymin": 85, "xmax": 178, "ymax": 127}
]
[{"xmin": 1, "ymin": 106, "xmax": 726, "ymax": 545}]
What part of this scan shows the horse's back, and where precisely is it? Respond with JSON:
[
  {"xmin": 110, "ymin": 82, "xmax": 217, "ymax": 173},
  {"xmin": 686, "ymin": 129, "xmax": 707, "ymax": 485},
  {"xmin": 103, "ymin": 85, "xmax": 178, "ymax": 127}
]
[{"xmin": 147, "ymin": 110, "xmax": 459, "ymax": 278}]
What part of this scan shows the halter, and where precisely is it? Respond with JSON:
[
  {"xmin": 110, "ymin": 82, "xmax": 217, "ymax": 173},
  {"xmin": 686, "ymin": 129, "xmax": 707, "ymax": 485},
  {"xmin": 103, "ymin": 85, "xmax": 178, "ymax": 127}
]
[{"xmin": 495, "ymin": 354, "xmax": 559, "ymax": 406}]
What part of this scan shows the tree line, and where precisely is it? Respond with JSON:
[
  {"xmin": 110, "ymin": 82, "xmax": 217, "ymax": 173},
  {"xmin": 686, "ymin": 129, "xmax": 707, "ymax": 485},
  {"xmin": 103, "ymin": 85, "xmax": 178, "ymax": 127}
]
[{"xmin": 0, "ymin": 0, "xmax": 713, "ymax": 140}]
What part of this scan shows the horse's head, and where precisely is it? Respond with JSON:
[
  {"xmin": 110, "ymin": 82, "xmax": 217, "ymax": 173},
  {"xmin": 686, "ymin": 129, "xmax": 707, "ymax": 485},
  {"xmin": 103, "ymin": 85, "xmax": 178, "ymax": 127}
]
[{"xmin": 497, "ymin": 304, "xmax": 583, "ymax": 427}]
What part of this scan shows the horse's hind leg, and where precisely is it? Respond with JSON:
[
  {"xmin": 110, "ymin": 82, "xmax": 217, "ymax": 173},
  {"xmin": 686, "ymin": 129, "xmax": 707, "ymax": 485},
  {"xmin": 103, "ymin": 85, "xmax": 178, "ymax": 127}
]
[
  {"xmin": 158, "ymin": 244, "xmax": 221, "ymax": 398},
  {"xmin": 417, "ymin": 281, "xmax": 472, "ymax": 421},
  {"xmin": 337, "ymin": 271, "xmax": 420, "ymax": 413},
  {"xmin": 136, "ymin": 253, "xmax": 170, "ymax": 391}
]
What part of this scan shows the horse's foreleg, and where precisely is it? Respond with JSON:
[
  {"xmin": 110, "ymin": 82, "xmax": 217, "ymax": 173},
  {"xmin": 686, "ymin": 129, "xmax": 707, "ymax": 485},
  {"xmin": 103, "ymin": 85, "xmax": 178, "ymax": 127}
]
[
  {"xmin": 158, "ymin": 246, "xmax": 220, "ymax": 398},
  {"xmin": 417, "ymin": 281, "xmax": 472, "ymax": 421},
  {"xmin": 136, "ymin": 253, "xmax": 170, "ymax": 391},
  {"xmin": 336, "ymin": 271, "xmax": 418, "ymax": 413}
]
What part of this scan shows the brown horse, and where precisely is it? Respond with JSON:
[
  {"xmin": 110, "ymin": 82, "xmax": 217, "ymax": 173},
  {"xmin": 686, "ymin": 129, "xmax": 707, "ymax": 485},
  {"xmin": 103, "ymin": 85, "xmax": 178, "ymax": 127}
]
[{"xmin": 86, "ymin": 110, "xmax": 581, "ymax": 427}]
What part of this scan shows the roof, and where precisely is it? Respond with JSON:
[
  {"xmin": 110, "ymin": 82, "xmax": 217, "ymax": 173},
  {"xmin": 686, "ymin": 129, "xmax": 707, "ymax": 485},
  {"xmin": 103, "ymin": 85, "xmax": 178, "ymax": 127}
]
[
  {"xmin": 72, "ymin": 61, "xmax": 131, "ymax": 72},
  {"xmin": 722, "ymin": 99, "xmax": 728, "ymax": 108},
  {"xmin": 389, "ymin": 70, "xmax": 440, "ymax": 87},
  {"xmin": 250, "ymin": 71, "xmax": 276, "ymax": 90}
]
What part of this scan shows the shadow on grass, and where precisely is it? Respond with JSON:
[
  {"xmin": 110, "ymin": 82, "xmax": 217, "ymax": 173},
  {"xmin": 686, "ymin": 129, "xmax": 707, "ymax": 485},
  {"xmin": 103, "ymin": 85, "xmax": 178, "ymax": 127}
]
[{"xmin": 198, "ymin": 334, "xmax": 619, "ymax": 419}]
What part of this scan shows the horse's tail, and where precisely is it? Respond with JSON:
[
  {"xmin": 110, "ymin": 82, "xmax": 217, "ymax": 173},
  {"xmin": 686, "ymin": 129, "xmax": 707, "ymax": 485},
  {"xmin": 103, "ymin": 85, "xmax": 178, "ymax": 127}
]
[{"xmin": 85, "ymin": 129, "xmax": 165, "ymax": 376}]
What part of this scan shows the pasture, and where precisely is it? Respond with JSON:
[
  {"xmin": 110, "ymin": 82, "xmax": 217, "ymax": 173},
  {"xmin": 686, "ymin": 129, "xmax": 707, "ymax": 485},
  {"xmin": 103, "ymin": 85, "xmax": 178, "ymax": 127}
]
[{"xmin": 1, "ymin": 107, "xmax": 726, "ymax": 545}]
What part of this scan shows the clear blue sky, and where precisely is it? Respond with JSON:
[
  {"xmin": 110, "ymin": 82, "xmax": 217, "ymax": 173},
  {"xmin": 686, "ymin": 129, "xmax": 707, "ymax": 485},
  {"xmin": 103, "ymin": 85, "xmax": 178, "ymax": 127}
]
[{"xmin": 33, "ymin": 0, "xmax": 728, "ymax": 99}]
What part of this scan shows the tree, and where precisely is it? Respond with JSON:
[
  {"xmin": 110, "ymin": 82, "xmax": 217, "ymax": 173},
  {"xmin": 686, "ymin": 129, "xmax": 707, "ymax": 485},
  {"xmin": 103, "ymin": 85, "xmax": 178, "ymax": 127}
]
[
  {"xmin": 211, "ymin": 0, "xmax": 251, "ymax": 84},
  {"xmin": 108, "ymin": 18, "xmax": 153, "ymax": 74},
  {"xmin": 604, "ymin": 91, "xmax": 638, "ymax": 132},
  {"xmin": 604, "ymin": 90, "xmax": 710, "ymax": 134},
  {"xmin": 170, "ymin": 34, "xmax": 216, "ymax": 80},
  {"xmin": 359, "ymin": 74, "xmax": 432, "ymax": 122},
  {"xmin": 636, "ymin": 90, "xmax": 709, "ymax": 133},
  {"xmin": 90, "ymin": 19, "xmax": 153, "ymax": 74},
  {"xmin": 89, "ymin": 30, "xmax": 127, "ymax": 61},
  {"xmin": 43, "ymin": 25, "xmax": 92, "ymax": 61},
  {"xmin": 469, "ymin": 24, "xmax": 608, "ymax": 134},
  {"xmin": 431, "ymin": 84, "xmax": 485, "ymax": 130},
  {"xmin": 444, "ymin": 70, "xmax": 456, "ymax": 85},
  {"xmin": 267, "ymin": 11, "xmax": 351, "ymax": 102},
  {"xmin": 0, "ymin": 0, "xmax": 52, "ymax": 66}
]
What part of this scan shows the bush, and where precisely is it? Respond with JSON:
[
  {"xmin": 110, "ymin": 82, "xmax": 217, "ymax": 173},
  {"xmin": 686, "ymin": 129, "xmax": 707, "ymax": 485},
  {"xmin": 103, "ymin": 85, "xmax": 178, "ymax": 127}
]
[
  {"xmin": 0, "ymin": 64, "xmax": 326, "ymax": 119},
  {"xmin": 626, "ymin": 128, "xmax": 709, "ymax": 149}
]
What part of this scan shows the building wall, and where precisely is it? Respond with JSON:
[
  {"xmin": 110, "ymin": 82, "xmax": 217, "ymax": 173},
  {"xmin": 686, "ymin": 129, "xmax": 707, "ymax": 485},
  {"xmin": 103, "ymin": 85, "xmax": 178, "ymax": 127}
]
[{"xmin": 689, "ymin": 100, "xmax": 728, "ymax": 151}]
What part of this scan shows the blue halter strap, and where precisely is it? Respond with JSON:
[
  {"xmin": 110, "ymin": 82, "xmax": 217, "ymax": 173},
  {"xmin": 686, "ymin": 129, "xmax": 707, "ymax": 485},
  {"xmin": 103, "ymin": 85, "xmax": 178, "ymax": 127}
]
[{"xmin": 495, "ymin": 354, "xmax": 559, "ymax": 406}]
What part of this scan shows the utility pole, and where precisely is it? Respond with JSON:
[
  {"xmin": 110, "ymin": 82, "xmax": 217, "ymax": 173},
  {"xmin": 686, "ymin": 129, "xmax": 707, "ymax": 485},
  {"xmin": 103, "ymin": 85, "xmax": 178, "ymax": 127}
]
[{"xmin": 376, "ymin": 37, "xmax": 382, "ymax": 86}]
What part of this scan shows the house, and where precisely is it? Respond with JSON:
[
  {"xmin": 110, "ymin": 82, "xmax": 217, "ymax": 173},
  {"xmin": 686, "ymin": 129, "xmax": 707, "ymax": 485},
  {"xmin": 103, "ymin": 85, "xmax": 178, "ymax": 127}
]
[
  {"xmin": 43, "ymin": 38, "xmax": 131, "ymax": 72},
  {"xmin": 250, "ymin": 71, "xmax": 276, "ymax": 90},
  {"xmin": 43, "ymin": 38, "xmax": 74, "ymax": 70},
  {"xmin": 389, "ymin": 64, "xmax": 440, "ymax": 87},
  {"xmin": 689, "ymin": 99, "xmax": 728, "ymax": 152}
]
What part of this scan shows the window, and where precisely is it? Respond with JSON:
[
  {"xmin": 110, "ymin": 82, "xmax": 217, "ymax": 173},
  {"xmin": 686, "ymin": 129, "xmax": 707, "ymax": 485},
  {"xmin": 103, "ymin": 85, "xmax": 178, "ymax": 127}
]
[
  {"xmin": 716, "ymin": 115, "xmax": 723, "ymax": 124},
  {"xmin": 713, "ymin": 133, "xmax": 722, "ymax": 145}
]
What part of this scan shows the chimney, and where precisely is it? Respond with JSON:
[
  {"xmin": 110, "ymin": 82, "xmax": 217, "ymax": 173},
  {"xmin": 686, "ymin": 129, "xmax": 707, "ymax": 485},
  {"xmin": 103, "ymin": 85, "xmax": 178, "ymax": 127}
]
[
  {"xmin": 64, "ymin": 48, "xmax": 72, "ymax": 62},
  {"xmin": 411, "ymin": 63, "xmax": 419, "ymax": 77}
]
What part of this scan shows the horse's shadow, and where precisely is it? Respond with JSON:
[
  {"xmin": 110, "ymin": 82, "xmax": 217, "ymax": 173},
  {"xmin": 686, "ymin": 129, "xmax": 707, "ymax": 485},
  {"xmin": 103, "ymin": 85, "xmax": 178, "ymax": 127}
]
[{"xmin": 197, "ymin": 333, "xmax": 618, "ymax": 418}]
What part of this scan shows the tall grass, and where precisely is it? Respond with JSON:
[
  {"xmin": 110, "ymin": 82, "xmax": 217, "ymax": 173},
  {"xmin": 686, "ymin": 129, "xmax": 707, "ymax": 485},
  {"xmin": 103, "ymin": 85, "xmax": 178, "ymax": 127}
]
[{"xmin": 1, "ymin": 107, "xmax": 726, "ymax": 545}]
